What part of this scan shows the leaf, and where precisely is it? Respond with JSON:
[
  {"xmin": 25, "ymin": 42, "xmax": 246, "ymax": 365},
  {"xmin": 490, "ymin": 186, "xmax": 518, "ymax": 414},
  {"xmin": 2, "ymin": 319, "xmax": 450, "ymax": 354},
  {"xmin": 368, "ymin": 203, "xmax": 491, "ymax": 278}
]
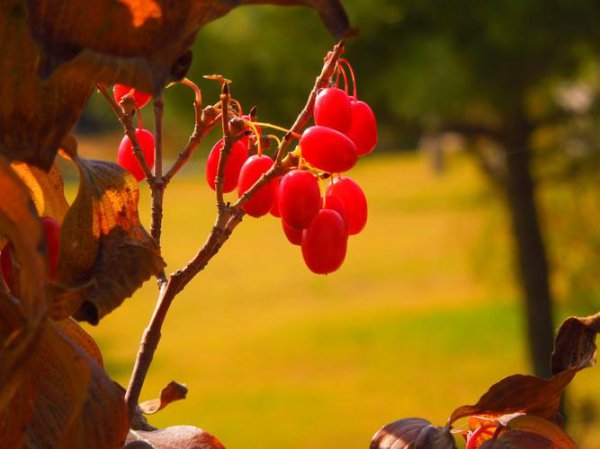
[
  {"xmin": 479, "ymin": 431, "xmax": 561, "ymax": 449},
  {"xmin": 371, "ymin": 418, "xmax": 457, "ymax": 449},
  {"xmin": 448, "ymin": 371, "xmax": 576, "ymax": 425},
  {"xmin": 502, "ymin": 415, "xmax": 577, "ymax": 449},
  {"xmin": 125, "ymin": 426, "xmax": 226, "ymax": 449},
  {"xmin": 55, "ymin": 318, "xmax": 104, "ymax": 367},
  {"xmin": 52, "ymin": 155, "xmax": 165, "ymax": 323},
  {"xmin": 11, "ymin": 162, "xmax": 70, "ymax": 223},
  {"xmin": 0, "ymin": 1, "xmax": 95, "ymax": 169},
  {"xmin": 139, "ymin": 381, "xmax": 188, "ymax": 415},
  {"xmin": 26, "ymin": 1, "xmax": 351, "ymax": 94},
  {"xmin": 551, "ymin": 311, "xmax": 600, "ymax": 375},
  {"xmin": 4, "ymin": 321, "xmax": 130, "ymax": 449},
  {"xmin": 0, "ymin": 161, "xmax": 47, "ymax": 409}
]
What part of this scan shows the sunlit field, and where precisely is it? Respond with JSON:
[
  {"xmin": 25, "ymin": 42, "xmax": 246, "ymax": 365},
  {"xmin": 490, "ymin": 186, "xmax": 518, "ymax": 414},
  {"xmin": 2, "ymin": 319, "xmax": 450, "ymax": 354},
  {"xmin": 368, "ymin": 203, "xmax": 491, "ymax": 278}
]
[{"xmin": 75, "ymin": 149, "xmax": 600, "ymax": 449}]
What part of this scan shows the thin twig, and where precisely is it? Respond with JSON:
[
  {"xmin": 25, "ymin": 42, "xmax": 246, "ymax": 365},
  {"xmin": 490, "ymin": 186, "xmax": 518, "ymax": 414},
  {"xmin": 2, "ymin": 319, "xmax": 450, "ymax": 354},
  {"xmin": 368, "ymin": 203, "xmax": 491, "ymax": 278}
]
[
  {"xmin": 97, "ymin": 84, "xmax": 155, "ymax": 182},
  {"xmin": 216, "ymin": 83, "xmax": 231, "ymax": 207}
]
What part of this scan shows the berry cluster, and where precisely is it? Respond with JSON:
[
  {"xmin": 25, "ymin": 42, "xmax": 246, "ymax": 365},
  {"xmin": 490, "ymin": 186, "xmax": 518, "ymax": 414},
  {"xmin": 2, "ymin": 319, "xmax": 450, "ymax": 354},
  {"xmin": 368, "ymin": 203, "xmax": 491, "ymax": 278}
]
[
  {"xmin": 1, "ymin": 216, "xmax": 61, "ymax": 286},
  {"xmin": 113, "ymin": 56, "xmax": 376, "ymax": 276}
]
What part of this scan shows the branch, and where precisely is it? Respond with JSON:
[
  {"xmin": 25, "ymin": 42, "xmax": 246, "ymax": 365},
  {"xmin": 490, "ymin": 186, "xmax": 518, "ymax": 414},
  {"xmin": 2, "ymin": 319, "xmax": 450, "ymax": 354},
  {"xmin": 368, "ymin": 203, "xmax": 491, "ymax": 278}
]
[
  {"xmin": 124, "ymin": 42, "xmax": 347, "ymax": 417},
  {"xmin": 97, "ymin": 84, "xmax": 155, "ymax": 182}
]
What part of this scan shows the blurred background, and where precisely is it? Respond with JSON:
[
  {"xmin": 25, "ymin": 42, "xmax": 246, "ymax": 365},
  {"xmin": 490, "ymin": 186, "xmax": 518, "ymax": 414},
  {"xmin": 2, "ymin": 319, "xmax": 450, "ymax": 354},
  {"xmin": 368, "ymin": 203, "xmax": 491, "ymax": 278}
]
[{"xmin": 74, "ymin": 1, "xmax": 600, "ymax": 447}]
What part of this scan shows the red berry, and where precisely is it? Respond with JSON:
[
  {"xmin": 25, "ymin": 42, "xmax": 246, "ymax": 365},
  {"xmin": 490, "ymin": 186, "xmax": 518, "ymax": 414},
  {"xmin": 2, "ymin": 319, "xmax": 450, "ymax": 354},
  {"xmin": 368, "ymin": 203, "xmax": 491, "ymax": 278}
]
[
  {"xmin": 314, "ymin": 87, "xmax": 352, "ymax": 133},
  {"xmin": 113, "ymin": 84, "xmax": 152, "ymax": 109},
  {"xmin": 282, "ymin": 220, "xmax": 303, "ymax": 246},
  {"xmin": 347, "ymin": 100, "xmax": 377, "ymax": 156},
  {"xmin": 41, "ymin": 217, "xmax": 61, "ymax": 280},
  {"xmin": 278, "ymin": 170, "xmax": 321, "ymax": 229},
  {"xmin": 206, "ymin": 139, "xmax": 249, "ymax": 193},
  {"xmin": 117, "ymin": 128, "xmax": 155, "ymax": 181},
  {"xmin": 270, "ymin": 178, "xmax": 281, "ymax": 217},
  {"xmin": 326, "ymin": 176, "xmax": 367, "ymax": 235},
  {"xmin": 301, "ymin": 209, "xmax": 348, "ymax": 274},
  {"xmin": 237, "ymin": 155, "xmax": 276, "ymax": 217},
  {"xmin": 299, "ymin": 126, "xmax": 357, "ymax": 173},
  {"xmin": 322, "ymin": 194, "xmax": 349, "ymax": 230},
  {"xmin": 0, "ymin": 244, "xmax": 12, "ymax": 286},
  {"xmin": 1, "ymin": 216, "xmax": 61, "ymax": 284}
]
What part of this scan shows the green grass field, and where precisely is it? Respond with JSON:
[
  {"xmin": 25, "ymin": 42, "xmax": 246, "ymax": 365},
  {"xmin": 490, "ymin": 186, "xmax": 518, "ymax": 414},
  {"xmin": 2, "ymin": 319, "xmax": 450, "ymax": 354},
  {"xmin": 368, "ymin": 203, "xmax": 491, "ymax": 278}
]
[{"xmin": 79, "ymin": 150, "xmax": 600, "ymax": 448}]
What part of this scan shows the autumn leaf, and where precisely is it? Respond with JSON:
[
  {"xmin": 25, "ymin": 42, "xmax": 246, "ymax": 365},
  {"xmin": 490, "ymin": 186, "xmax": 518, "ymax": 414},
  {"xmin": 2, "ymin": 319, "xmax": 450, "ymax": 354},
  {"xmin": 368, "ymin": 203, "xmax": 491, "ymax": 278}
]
[
  {"xmin": 139, "ymin": 381, "xmax": 188, "ymax": 415},
  {"xmin": 51, "ymin": 154, "xmax": 165, "ymax": 323},
  {"xmin": 125, "ymin": 426, "xmax": 226, "ymax": 449},
  {"xmin": 11, "ymin": 162, "xmax": 70, "ymax": 223},
  {"xmin": 0, "ymin": 161, "xmax": 46, "ymax": 410},
  {"xmin": 370, "ymin": 418, "xmax": 457, "ymax": 449}
]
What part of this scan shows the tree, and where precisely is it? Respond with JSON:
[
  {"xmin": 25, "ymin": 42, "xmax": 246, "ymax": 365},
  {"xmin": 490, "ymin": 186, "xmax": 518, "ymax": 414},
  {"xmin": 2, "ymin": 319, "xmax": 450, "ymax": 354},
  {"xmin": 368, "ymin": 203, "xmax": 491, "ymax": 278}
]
[{"xmin": 343, "ymin": 0, "xmax": 600, "ymax": 378}]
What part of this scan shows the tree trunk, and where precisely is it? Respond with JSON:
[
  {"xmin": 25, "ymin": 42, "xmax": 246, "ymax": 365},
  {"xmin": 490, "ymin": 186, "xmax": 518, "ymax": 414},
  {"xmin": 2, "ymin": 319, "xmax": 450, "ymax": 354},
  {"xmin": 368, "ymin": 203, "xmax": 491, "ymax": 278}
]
[{"xmin": 502, "ymin": 126, "xmax": 555, "ymax": 378}]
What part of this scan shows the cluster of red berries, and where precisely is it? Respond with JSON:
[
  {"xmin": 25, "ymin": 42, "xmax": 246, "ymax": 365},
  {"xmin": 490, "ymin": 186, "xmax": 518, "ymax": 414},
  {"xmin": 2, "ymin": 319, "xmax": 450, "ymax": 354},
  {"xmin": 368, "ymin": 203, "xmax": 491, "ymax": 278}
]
[
  {"xmin": 113, "ymin": 57, "xmax": 376, "ymax": 275},
  {"xmin": 1, "ymin": 216, "xmax": 61, "ymax": 286}
]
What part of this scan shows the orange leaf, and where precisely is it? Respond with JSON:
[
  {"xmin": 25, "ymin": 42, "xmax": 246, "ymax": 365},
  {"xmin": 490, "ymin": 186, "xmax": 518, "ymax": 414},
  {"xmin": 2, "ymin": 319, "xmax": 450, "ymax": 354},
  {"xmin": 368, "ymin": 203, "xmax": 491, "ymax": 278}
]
[
  {"xmin": 11, "ymin": 162, "xmax": 69, "ymax": 224},
  {"xmin": 139, "ymin": 381, "xmax": 188, "ymax": 415},
  {"xmin": 51, "ymin": 154, "xmax": 165, "ymax": 322}
]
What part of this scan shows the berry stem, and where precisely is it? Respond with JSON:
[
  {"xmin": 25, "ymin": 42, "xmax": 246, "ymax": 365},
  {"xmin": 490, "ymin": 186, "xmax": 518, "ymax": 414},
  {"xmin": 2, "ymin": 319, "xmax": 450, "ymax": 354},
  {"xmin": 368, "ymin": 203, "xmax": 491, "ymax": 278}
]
[
  {"xmin": 179, "ymin": 78, "xmax": 202, "ymax": 108},
  {"xmin": 338, "ymin": 58, "xmax": 357, "ymax": 98},
  {"xmin": 250, "ymin": 121, "xmax": 302, "ymax": 139},
  {"xmin": 337, "ymin": 63, "xmax": 349, "ymax": 93},
  {"xmin": 97, "ymin": 84, "xmax": 154, "ymax": 182}
]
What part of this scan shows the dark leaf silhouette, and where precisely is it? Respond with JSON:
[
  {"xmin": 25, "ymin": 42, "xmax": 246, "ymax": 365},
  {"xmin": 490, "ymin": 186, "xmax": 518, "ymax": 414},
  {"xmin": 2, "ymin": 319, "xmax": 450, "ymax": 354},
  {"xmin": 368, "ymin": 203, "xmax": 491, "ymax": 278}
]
[{"xmin": 371, "ymin": 418, "xmax": 456, "ymax": 449}]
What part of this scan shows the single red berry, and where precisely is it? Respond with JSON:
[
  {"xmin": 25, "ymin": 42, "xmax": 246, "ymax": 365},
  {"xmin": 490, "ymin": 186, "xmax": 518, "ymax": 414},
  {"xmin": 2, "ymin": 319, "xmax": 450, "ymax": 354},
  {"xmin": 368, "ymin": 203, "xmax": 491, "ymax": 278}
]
[
  {"xmin": 41, "ymin": 217, "xmax": 61, "ymax": 280},
  {"xmin": 113, "ymin": 84, "xmax": 152, "ymax": 109},
  {"xmin": 270, "ymin": 178, "xmax": 281, "ymax": 217},
  {"xmin": 322, "ymin": 194, "xmax": 349, "ymax": 230},
  {"xmin": 347, "ymin": 99, "xmax": 377, "ymax": 156},
  {"xmin": 301, "ymin": 209, "xmax": 348, "ymax": 274},
  {"xmin": 313, "ymin": 87, "xmax": 352, "ymax": 133},
  {"xmin": 282, "ymin": 220, "xmax": 303, "ymax": 246},
  {"xmin": 0, "ymin": 244, "xmax": 12, "ymax": 286},
  {"xmin": 206, "ymin": 139, "xmax": 249, "ymax": 193},
  {"xmin": 237, "ymin": 155, "xmax": 276, "ymax": 217},
  {"xmin": 278, "ymin": 170, "xmax": 321, "ymax": 229},
  {"xmin": 326, "ymin": 176, "xmax": 367, "ymax": 235},
  {"xmin": 299, "ymin": 126, "xmax": 357, "ymax": 173},
  {"xmin": 117, "ymin": 128, "xmax": 155, "ymax": 181},
  {"xmin": 1, "ymin": 216, "xmax": 61, "ymax": 285}
]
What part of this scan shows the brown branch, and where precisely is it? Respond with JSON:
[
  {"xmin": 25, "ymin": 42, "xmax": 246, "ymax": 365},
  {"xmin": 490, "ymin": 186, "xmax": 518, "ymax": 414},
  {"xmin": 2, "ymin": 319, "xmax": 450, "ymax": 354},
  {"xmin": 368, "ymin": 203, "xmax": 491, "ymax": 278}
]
[
  {"xmin": 124, "ymin": 42, "xmax": 347, "ymax": 417},
  {"xmin": 97, "ymin": 84, "xmax": 155, "ymax": 182},
  {"xmin": 216, "ymin": 83, "xmax": 231, "ymax": 207}
]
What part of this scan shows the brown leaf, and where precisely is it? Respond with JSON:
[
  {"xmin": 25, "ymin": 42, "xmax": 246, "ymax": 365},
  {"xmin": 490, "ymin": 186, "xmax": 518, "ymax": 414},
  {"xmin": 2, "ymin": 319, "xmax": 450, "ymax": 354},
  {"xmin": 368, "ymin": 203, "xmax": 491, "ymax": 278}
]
[
  {"xmin": 55, "ymin": 318, "xmax": 104, "ymax": 367},
  {"xmin": 7, "ymin": 320, "xmax": 130, "ymax": 449},
  {"xmin": 479, "ymin": 431, "xmax": 559, "ymax": 449},
  {"xmin": 448, "ymin": 371, "xmax": 576, "ymax": 425},
  {"xmin": 0, "ymin": 1, "xmax": 95, "ymax": 169},
  {"xmin": 125, "ymin": 426, "xmax": 226, "ymax": 449},
  {"xmin": 27, "ymin": 1, "xmax": 351, "ymax": 94},
  {"xmin": 551, "ymin": 311, "xmax": 600, "ymax": 375},
  {"xmin": 11, "ymin": 162, "xmax": 70, "ymax": 223},
  {"xmin": 502, "ymin": 415, "xmax": 577, "ymax": 449},
  {"xmin": 0, "ymin": 161, "xmax": 46, "ymax": 410},
  {"xmin": 371, "ymin": 418, "xmax": 457, "ymax": 449},
  {"xmin": 52, "ymin": 155, "xmax": 165, "ymax": 323},
  {"xmin": 140, "ymin": 381, "xmax": 188, "ymax": 415}
]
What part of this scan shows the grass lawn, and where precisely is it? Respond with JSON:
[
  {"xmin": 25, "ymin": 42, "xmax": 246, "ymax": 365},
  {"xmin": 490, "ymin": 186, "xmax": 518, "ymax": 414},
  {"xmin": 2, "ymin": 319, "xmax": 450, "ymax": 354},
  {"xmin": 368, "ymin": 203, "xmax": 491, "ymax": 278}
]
[{"xmin": 76, "ymin": 149, "xmax": 600, "ymax": 448}]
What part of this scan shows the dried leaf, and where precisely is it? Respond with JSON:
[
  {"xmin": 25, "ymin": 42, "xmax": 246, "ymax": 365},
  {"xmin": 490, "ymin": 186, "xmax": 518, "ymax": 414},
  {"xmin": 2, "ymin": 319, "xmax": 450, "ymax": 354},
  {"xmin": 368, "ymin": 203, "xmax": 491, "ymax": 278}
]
[
  {"xmin": 371, "ymin": 418, "xmax": 457, "ymax": 449},
  {"xmin": 11, "ymin": 162, "xmax": 69, "ymax": 223},
  {"xmin": 448, "ymin": 371, "xmax": 576, "ymax": 425},
  {"xmin": 0, "ymin": 1, "xmax": 95, "ymax": 169},
  {"xmin": 9, "ymin": 321, "xmax": 130, "ymax": 449},
  {"xmin": 140, "ymin": 381, "xmax": 188, "ymax": 415},
  {"xmin": 502, "ymin": 415, "xmax": 577, "ymax": 449},
  {"xmin": 55, "ymin": 318, "xmax": 104, "ymax": 367},
  {"xmin": 52, "ymin": 155, "xmax": 165, "ymax": 323},
  {"xmin": 480, "ymin": 430, "xmax": 565, "ymax": 449},
  {"xmin": 125, "ymin": 426, "xmax": 226, "ymax": 449},
  {"xmin": 0, "ymin": 161, "xmax": 46, "ymax": 409},
  {"xmin": 551, "ymin": 311, "xmax": 600, "ymax": 375}
]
